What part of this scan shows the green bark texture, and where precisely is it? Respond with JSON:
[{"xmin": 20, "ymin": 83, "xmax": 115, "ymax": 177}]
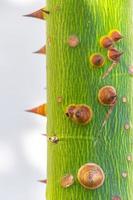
[{"xmin": 46, "ymin": 0, "xmax": 133, "ymax": 199}]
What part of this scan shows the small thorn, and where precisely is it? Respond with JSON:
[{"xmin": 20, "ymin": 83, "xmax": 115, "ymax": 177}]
[
  {"xmin": 112, "ymin": 195, "xmax": 121, "ymax": 200},
  {"xmin": 124, "ymin": 123, "xmax": 130, "ymax": 130},
  {"xmin": 122, "ymin": 96, "xmax": 127, "ymax": 103},
  {"xmin": 109, "ymin": 29, "xmax": 123, "ymax": 42},
  {"xmin": 57, "ymin": 96, "xmax": 63, "ymax": 103},
  {"xmin": 24, "ymin": 7, "xmax": 49, "ymax": 20},
  {"xmin": 38, "ymin": 179, "xmax": 47, "ymax": 184},
  {"xmin": 33, "ymin": 45, "xmax": 46, "ymax": 55},
  {"xmin": 122, "ymin": 172, "xmax": 128, "ymax": 178},
  {"xmin": 26, "ymin": 104, "xmax": 47, "ymax": 116},
  {"xmin": 90, "ymin": 53, "xmax": 105, "ymax": 68},
  {"xmin": 102, "ymin": 62, "xmax": 118, "ymax": 79},
  {"xmin": 127, "ymin": 154, "xmax": 132, "ymax": 161},
  {"xmin": 24, "ymin": 9, "xmax": 43, "ymax": 20},
  {"xmin": 108, "ymin": 48, "xmax": 123, "ymax": 62},
  {"xmin": 42, "ymin": 134, "xmax": 47, "ymax": 136},
  {"xmin": 67, "ymin": 35, "xmax": 80, "ymax": 48}
]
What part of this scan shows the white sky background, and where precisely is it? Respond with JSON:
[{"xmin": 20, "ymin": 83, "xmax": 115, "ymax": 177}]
[{"xmin": 0, "ymin": 0, "xmax": 47, "ymax": 199}]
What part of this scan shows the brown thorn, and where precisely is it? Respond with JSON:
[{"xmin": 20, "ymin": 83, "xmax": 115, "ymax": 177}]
[
  {"xmin": 25, "ymin": 104, "xmax": 47, "ymax": 117},
  {"xmin": 102, "ymin": 62, "xmax": 118, "ymax": 79},
  {"xmin": 42, "ymin": 134, "xmax": 47, "ymax": 136},
  {"xmin": 23, "ymin": 7, "xmax": 49, "ymax": 20},
  {"xmin": 38, "ymin": 179, "xmax": 47, "ymax": 184},
  {"xmin": 23, "ymin": 9, "xmax": 44, "ymax": 20},
  {"xmin": 33, "ymin": 45, "xmax": 46, "ymax": 55}
]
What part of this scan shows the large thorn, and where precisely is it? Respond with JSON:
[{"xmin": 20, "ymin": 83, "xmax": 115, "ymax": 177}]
[
  {"xmin": 34, "ymin": 45, "xmax": 46, "ymax": 55},
  {"xmin": 24, "ymin": 7, "xmax": 49, "ymax": 20},
  {"xmin": 26, "ymin": 104, "xmax": 47, "ymax": 117},
  {"xmin": 38, "ymin": 179, "xmax": 47, "ymax": 184}
]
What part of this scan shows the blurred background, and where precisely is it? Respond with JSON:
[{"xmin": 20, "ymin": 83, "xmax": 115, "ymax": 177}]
[{"xmin": 0, "ymin": 0, "xmax": 47, "ymax": 199}]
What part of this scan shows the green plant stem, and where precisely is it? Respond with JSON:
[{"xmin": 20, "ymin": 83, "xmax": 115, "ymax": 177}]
[{"xmin": 46, "ymin": 0, "xmax": 133, "ymax": 199}]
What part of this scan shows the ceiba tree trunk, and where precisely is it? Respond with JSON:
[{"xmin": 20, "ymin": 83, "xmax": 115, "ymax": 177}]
[{"xmin": 46, "ymin": 0, "xmax": 133, "ymax": 199}]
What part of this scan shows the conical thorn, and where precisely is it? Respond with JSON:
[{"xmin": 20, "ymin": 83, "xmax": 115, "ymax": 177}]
[
  {"xmin": 23, "ymin": 7, "xmax": 49, "ymax": 20},
  {"xmin": 38, "ymin": 179, "xmax": 47, "ymax": 184},
  {"xmin": 33, "ymin": 45, "xmax": 46, "ymax": 55},
  {"xmin": 42, "ymin": 134, "xmax": 47, "ymax": 136},
  {"xmin": 26, "ymin": 104, "xmax": 47, "ymax": 117}
]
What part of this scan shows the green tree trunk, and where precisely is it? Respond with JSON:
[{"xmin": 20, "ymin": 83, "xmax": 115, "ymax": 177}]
[{"xmin": 46, "ymin": 0, "xmax": 133, "ymax": 199}]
